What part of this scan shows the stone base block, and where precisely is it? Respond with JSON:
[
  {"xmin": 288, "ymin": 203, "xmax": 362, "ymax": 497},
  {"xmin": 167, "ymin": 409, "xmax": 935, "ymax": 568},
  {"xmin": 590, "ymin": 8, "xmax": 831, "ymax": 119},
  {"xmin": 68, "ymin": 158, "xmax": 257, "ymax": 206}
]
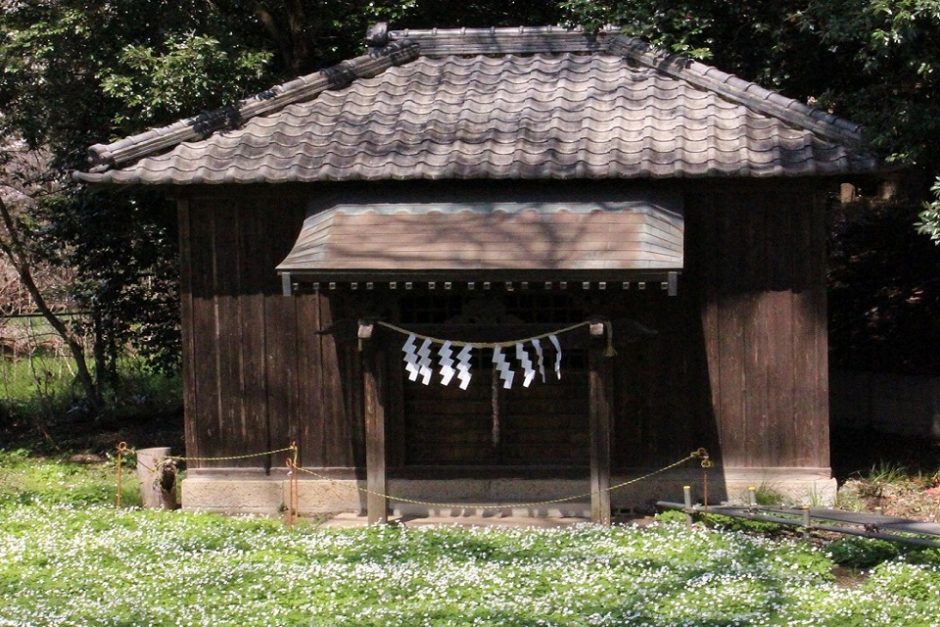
[
  {"xmin": 181, "ymin": 467, "xmax": 838, "ymax": 517},
  {"xmin": 181, "ymin": 476, "xmax": 285, "ymax": 516}
]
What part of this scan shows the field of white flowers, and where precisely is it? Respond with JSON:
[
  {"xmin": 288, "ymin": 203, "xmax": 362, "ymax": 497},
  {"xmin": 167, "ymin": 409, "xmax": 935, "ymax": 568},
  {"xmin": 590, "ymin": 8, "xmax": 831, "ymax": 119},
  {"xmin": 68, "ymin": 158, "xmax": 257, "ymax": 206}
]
[
  {"xmin": 0, "ymin": 503, "xmax": 939, "ymax": 626},
  {"xmin": 1, "ymin": 452, "xmax": 939, "ymax": 626}
]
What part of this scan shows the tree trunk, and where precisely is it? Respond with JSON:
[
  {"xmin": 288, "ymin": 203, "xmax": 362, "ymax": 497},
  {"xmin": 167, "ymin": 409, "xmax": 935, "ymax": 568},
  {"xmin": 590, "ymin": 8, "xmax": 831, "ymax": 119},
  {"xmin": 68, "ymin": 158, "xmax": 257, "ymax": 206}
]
[{"xmin": 0, "ymin": 195, "xmax": 101, "ymax": 408}]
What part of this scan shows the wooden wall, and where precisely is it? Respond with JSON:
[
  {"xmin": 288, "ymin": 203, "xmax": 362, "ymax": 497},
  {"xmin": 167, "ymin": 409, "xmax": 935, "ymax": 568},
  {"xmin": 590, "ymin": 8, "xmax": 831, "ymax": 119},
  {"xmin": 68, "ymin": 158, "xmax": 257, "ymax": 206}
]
[
  {"xmin": 687, "ymin": 185, "xmax": 830, "ymax": 469},
  {"xmin": 180, "ymin": 193, "xmax": 365, "ymax": 470},
  {"xmin": 178, "ymin": 180, "xmax": 830, "ymax": 473}
]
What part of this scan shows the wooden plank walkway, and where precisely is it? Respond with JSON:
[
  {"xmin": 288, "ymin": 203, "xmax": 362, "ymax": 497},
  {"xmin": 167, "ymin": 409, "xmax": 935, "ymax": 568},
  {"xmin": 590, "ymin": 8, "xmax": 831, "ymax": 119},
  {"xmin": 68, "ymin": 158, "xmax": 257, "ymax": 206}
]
[{"xmin": 657, "ymin": 502, "xmax": 940, "ymax": 548}]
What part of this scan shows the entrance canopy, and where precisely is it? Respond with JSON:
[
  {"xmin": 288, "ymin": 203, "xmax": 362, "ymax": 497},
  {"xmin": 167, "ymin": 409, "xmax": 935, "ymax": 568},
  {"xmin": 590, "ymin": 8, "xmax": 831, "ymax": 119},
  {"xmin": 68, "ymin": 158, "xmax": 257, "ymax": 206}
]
[{"xmin": 276, "ymin": 192, "xmax": 683, "ymax": 284}]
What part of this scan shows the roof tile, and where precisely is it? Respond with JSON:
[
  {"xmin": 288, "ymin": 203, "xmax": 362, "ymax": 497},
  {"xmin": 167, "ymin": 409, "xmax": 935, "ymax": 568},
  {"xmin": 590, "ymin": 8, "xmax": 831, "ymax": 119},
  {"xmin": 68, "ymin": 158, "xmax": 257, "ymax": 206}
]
[{"xmin": 75, "ymin": 29, "xmax": 880, "ymax": 185}]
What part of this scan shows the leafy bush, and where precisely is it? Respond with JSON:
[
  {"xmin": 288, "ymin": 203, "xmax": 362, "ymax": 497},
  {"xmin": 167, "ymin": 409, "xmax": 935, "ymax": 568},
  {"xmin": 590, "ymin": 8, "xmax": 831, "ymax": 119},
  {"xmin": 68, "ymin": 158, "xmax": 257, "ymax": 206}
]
[
  {"xmin": 828, "ymin": 536, "xmax": 900, "ymax": 568},
  {"xmin": 653, "ymin": 509, "xmax": 687, "ymax": 524},
  {"xmin": 701, "ymin": 513, "xmax": 784, "ymax": 535}
]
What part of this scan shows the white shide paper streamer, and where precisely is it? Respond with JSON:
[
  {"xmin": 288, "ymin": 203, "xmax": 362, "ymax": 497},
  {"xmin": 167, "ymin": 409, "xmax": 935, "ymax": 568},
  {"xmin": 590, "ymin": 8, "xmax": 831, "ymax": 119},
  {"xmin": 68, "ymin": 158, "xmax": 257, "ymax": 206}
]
[
  {"xmin": 517, "ymin": 342, "xmax": 535, "ymax": 388},
  {"xmin": 548, "ymin": 334, "xmax": 562, "ymax": 380},
  {"xmin": 531, "ymin": 337, "xmax": 546, "ymax": 383},
  {"xmin": 438, "ymin": 340, "xmax": 455, "ymax": 386},
  {"xmin": 417, "ymin": 338, "xmax": 434, "ymax": 385},
  {"xmin": 456, "ymin": 345, "xmax": 473, "ymax": 390},
  {"xmin": 492, "ymin": 346, "xmax": 515, "ymax": 389},
  {"xmin": 402, "ymin": 334, "xmax": 420, "ymax": 382}
]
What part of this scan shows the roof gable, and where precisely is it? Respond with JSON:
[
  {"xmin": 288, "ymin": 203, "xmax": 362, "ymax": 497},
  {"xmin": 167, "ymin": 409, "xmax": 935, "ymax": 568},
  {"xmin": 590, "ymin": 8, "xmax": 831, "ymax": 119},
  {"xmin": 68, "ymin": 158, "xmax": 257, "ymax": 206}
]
[{"xmin": 75, "ymin": 25, "xmax": 878, "ymax": 184}]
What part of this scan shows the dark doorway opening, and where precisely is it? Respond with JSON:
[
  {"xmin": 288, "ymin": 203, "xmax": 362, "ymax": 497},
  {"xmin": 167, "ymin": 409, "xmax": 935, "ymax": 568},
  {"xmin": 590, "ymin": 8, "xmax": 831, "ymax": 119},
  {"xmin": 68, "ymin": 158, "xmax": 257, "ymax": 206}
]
[{"xmin": 398, "ymin": 290, "xmax": 589, "ymax": 467}]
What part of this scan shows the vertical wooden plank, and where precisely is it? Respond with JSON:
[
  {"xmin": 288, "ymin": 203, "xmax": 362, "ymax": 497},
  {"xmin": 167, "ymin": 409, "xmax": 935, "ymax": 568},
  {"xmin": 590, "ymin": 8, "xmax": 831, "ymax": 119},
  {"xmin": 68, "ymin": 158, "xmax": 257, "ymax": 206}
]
[
  {"xmin": 296, "ymin": 294, "xmax": 324, "ymax": 467},
  {"xmin": 319, "ymin": 292, "xmax": 347, "ymax": 466},
  {"xmin": 264, "ymin": 201, "xmax": 302, "ymax": 462},
  {"xmin": 363, "ymin": 338, "xmax": 388, "ymax": 524},
  {"xmin": 695, "ymin": 193, "xmax": 723, "ymax": 457},
  {"xmin": 743, "ymin": 197, "xmax": 769, "ymax": 468},
  {"xmin": 387, "ymin": 341, "xmax": 406, "ymax": 469},
  {"xmin": 189, "ymin": 203, "xmax": 220, "ymax": 466},
  {"xmin": 588, "ymin": 336, "xmax": 612, "ymax": 525},
  {"xmin": 715, "ymin": 193, "xmax": 747, "ymax": 467},
  {"xmin": 811, "ymin": 191, "xmax": 831, "ymax": 469},
  {"xmin": 213, "ymin": 203, "xmax": 245, "ymax": 464},
  {"xmin": 791, "ymin": 190, "xmax": 829, "ymax": 469},
  {"xmin": 766, "ymin": 192, "xmax": 796, "ymax": 467},
  {"xmin": 178, "ymin": 199, "xmax": 199, "ymax": 463},
  {"xmin": 236, "ymin": 200, "xmax": 269, "ymax": 468}
]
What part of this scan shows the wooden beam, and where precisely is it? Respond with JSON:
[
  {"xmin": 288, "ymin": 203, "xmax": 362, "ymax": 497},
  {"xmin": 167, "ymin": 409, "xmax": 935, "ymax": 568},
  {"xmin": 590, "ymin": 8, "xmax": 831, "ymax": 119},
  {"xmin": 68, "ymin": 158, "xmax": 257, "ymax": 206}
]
[
  {"xmin": 588, "ymin": 327, "xmax": 613, "ymax": 525},
  {"xmin": 361, "ymin": 326, "xmax": 388, "ymax": 524}
]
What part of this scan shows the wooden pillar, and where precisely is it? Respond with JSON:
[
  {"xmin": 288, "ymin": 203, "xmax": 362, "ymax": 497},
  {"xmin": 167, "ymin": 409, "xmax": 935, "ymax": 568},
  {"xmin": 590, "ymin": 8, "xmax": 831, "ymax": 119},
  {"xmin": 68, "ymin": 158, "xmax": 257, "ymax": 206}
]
[
  {"xmin": 588, "ymin": 321, "xmax": 612, "ymax": 525},
  {"xmin": 360, "ymin": 322, "xmax": 388, "ymax": 524}
]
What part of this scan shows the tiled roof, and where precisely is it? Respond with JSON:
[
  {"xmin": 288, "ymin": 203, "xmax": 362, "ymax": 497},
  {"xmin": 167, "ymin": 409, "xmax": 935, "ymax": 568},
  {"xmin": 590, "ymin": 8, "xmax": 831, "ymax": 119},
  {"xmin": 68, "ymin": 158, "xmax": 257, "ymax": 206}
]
[
  {"xmin": 74, "ymin": 26, "xmax": 879, "ymax": 185},
  {"xmin": 276, "ymin": 197, "xmax": 684, "ymax": 276}
]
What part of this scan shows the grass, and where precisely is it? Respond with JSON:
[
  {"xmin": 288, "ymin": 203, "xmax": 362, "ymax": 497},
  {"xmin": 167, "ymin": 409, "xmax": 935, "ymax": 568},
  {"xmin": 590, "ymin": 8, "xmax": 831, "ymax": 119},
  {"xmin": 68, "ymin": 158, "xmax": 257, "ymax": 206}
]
[
  {"xmin": 0, "ymin": 353, "xmax": 183, "ymax": 454},
  {"xmin": 0, "ymin": 450, "xmax": 140, "ymax": 508},
  {"xmin": 1, "ymin": 455, "xmax": 940, "ymax": 626}
]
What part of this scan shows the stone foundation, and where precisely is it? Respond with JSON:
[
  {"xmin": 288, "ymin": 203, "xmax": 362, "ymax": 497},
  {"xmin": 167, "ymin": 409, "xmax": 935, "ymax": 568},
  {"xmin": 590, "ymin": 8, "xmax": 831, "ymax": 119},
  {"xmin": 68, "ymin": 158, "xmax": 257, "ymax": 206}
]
[{"xmin": 182, "ymin": 467, "xmax": 837, "ymax": 517}]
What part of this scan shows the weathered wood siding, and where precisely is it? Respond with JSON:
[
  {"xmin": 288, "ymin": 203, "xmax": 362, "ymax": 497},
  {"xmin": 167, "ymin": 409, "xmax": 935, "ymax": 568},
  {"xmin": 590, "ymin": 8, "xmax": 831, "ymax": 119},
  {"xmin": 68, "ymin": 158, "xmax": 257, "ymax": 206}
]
[
  {"xmin": 180, "ymin": 193, "xmax": 365, "ymax": 470},
  {"xmin": 687, "ymin": 185, "xmax": 829, "ymax": 469},
  {"xmin": 179, "ymin": 181, "xmax": 830, "ymax": 473}
]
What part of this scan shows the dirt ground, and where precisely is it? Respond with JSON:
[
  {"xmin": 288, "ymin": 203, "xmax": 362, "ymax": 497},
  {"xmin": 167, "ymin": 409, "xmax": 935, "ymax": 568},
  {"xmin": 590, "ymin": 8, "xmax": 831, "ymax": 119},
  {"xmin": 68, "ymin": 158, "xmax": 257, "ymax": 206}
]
[
  {"xmin": 838, "ymin": 477, "xmax": 940, "ymax": 522},
  {"xmin": 830, "ymin": 427, "xmax": 940, "ymax": 522}
]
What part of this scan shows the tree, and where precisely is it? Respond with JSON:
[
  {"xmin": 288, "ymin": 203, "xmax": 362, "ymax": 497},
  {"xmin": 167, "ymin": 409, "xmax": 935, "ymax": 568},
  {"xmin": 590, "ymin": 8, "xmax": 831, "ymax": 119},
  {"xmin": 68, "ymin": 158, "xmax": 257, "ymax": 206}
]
[
  {"xmin": 0, "ymin": 141, "xmax": 100, "ymax": 405},
  {"xmin": 0, "ymin": 1, "xmax": 277, "ymax": 390}
]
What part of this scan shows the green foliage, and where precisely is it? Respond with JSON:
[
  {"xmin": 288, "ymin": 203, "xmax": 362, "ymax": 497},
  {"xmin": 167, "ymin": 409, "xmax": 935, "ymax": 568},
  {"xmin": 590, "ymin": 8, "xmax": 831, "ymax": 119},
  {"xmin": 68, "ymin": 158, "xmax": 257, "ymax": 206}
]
[
  {"xmin": 701, "ymin": 513, "xmax": 785, "ymax": 536},
  {"xmin": 653, "ymin": 509, "xmax": 688, "ymax": 524},
  {"xmin": 916, "ymin": 177, "xmax": 940, "ymax": 244},
  {"xmin": 828, "ymin": 196, "xmax": 940, "ymax": 374},
  {"xmin": 753, "ymin": 483, "xmax": 786, "ymax": 507},
  {"xmin": 37, "ymin": 188, "xmax": 182, "ymax": 377},
  {"xmin": 102, "ymin": 34, "xmax": 272, "ymax": 131},
  {"xmin": 828, "ymin": 536, "xmax": 901, "ymax": 568},
  {"xmin": 1, "ymin": 353, "xmax": 181, "ymax": 443},
  {"xmin": 798, "ymin": 0, "xmax": 940, "ymax": 168},
  {"xmin": 867, "ymin": 461, "xmax": 911, "ymax": 485}
]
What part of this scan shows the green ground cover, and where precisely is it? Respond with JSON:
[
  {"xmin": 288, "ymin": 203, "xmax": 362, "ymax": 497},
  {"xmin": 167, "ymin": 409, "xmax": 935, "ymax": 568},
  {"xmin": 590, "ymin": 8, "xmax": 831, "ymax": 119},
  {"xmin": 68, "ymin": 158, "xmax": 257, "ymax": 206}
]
[{"xmin": 1, "ymin": 455, "xmax": 940, "ymax": 626}]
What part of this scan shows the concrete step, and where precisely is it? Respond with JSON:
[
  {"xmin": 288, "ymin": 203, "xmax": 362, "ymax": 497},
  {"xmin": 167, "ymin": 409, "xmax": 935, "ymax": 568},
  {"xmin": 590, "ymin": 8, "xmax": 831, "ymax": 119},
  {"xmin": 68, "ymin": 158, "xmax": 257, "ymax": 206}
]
[{"xmin": 391, "ymin": 501, "xmax": 592, "ymax": 519}]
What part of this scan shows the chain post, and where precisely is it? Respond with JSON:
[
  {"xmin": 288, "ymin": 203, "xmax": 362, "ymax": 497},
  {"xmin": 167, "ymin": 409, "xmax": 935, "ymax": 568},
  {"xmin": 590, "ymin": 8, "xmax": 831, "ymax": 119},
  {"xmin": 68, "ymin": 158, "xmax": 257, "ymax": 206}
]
[
  {"xmin": 285, "ymin": 458, "xmax": 295, "ymax": 528},
  {"xmin": 115, "ymin": 442, "xmax": 127, "ymax": 508},
  {"xmin": 692, "ymin": 448, "xmax": 712, "ymax": 513}
]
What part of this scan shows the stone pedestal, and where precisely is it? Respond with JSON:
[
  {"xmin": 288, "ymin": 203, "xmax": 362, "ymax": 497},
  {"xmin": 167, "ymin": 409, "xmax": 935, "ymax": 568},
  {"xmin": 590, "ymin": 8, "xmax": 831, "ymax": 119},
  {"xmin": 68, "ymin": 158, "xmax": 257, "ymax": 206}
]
[{"xmin": 136, "ymin": 447, "xmax": 173, "ymax": 509}]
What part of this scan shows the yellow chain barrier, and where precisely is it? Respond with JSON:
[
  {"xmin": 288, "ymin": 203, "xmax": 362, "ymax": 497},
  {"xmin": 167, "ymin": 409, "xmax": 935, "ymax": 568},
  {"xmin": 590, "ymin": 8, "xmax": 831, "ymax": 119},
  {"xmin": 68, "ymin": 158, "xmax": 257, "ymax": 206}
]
[
  {"xmin": 294, "ymin": 451, "xmax": 700, "ymax": 510},
  {"xmin": 164, "ymin": 446, "xmax": 296, "ymax": 463},
  {"xmin": 116, "ymin": 441, "xmax": 710, "ymax": 514}
]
